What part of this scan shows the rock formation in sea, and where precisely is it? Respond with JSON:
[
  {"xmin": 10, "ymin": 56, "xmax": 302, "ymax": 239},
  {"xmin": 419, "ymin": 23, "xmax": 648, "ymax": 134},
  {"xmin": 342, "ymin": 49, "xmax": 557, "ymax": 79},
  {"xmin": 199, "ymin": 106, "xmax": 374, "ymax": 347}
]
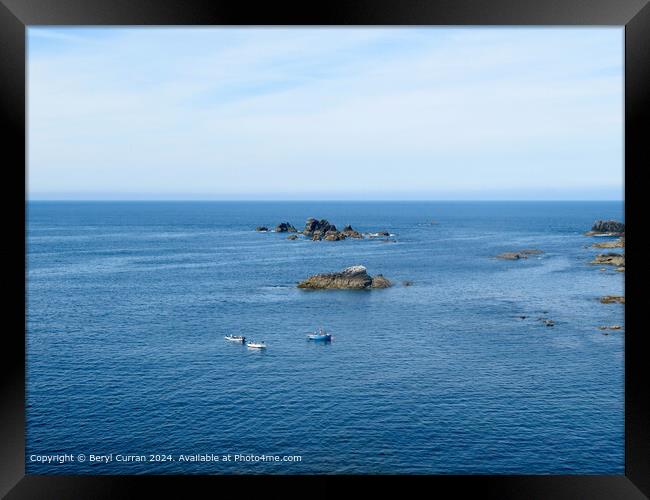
[
  {"xmin": 600, "ymin": 295, "xmax": 625, "ymax": 304},
  {"xmin": 591, "ymin": 253, "xmax": 625, "ymax": 267},
  {"xmin": 304, "ymin": 218, "xmax": 337, "ymax": 238},
  {"xmin": 297, "ymin": 265, "xmax": 393, "ymax": 289},
  {"xmin": 585, "ymin": 220, "xmax": 625, "ymax": 236},
  {"xmin": 287, "ymin": 234, "xmax": 298, "ymax": 240},
  {"xmin": 341, "ymin": 225, "xmax": 363, "ymax": 239},
  {"xmin": 496, "ymin": 249, "xmax": 544, "ymax": 260},
  {"xmin": 592, "ymin": 237, "xmax": 624, "ymax": 248},
  {"xmin": 323, "ymin": 230, "xmax": 345, "ymax": 241},
  {"xmin": 275, "ymin": 222, "xmax": 297, "ymax": 233},
  {"xmin": 255, "ymin": 226, "xmax": 269, "ymax": 232}
]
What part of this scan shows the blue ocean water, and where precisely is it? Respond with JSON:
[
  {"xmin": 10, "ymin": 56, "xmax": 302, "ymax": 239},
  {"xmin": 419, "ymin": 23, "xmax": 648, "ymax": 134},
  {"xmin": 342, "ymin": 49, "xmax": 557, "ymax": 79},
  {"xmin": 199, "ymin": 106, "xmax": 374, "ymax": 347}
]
[{"xmin": 26, "ymin": 201, "xmax": 624, "ymax": 474}]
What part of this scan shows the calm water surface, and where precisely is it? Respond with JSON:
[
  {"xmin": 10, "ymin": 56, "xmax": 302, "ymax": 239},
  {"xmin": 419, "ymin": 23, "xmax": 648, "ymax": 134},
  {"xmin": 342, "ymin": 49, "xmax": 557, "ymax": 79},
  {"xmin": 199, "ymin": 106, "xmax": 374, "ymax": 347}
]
[{"xmin": 26, "ymin": 201, "xmax": 624, "ymax": 474}]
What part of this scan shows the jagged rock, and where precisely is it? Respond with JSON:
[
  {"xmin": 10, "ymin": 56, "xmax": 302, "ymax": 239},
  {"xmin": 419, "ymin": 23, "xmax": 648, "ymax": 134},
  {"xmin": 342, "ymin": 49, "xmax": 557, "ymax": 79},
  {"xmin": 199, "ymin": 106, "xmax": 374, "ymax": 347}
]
[
  {"xmin": 287, "ymin": 234, "xmax": 298, "ymax": 240},
  {"xmin": 370, "ymin": 274, "xmax": 392, "ymax": 288},
  {"xmin": 304, "ymin": 218, "xmax": 337, "ymax": 237},
  {"xmin": 496, "ymin": 249, "xmax": 544, "ymax": 260},
  {"xmin": 586, "ymin": 220, "xmax": 625, "ymax": 236},
  {"xmin": 255, "ymin": 226, "xmax": 269, "ymax": 232},
  {"xmin": 275, "ymin": 222, "xmax": 297, "ymax": 233},
  {"xmin": 341, "ymin": 225, "xmax": 363, "ymax": 239},
  {"xmin": 324, "ymin": 230, "xmax": 346, "ymax": 241},
  {"xmin": 591, "ymin": 253, "xmax": 625, "ymax": 267},
  {"xmin": 297, "ymin": 265, "xmax": 392, "ymax": 290},
  {"xmin": 600, "ymin": 295, "xmax": 625, "ymax": 304}
]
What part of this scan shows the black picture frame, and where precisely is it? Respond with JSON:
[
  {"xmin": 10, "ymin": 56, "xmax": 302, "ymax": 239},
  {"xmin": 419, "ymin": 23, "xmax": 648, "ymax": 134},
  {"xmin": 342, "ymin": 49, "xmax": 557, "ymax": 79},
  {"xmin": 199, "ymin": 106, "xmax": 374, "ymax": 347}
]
[{"xmin": 2, "ymin": 1, "xmax": 648, "ymax": 497}]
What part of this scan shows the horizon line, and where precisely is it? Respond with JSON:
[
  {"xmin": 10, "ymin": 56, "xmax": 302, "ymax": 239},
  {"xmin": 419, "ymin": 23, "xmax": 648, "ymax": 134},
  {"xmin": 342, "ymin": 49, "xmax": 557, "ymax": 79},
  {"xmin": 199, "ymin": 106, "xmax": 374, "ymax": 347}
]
[{"xmin": 26, "ymin": 198, "xmax": 625, "ymax": 202}]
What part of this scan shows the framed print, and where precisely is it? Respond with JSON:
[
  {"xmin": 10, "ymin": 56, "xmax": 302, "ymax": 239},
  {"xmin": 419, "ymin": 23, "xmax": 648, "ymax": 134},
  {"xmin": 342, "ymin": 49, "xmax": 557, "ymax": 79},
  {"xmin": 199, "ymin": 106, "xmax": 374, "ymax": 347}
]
[{"xmin": 1, "ymin": 0, "xmax": 648, "ymax": 497}]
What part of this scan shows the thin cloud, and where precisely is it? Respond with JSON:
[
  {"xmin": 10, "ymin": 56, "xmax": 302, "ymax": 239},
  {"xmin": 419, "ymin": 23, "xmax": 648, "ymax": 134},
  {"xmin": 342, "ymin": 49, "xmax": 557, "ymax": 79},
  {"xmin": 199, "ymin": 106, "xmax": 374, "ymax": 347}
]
[{"xmin": 27, "ymin": 27, "xmax": 623, "ymax": 200}]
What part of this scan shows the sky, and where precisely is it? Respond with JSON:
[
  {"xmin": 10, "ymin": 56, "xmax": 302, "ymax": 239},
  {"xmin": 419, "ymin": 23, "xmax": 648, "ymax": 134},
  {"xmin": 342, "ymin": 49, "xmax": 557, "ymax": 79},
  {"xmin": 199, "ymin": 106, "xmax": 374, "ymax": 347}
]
[{"xmin": 27, "ymin": 27, "xmax": 624, "ymax": 200}]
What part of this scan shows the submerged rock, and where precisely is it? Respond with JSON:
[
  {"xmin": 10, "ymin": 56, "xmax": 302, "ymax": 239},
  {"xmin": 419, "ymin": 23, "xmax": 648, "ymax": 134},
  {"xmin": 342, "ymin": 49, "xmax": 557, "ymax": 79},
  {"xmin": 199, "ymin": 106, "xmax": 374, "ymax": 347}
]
[
  {"xmin": 537, "ymin": 317, "xmax": 555, "ymax": 327},
  {"xmin": 287, "ymin": 234, "xmax": 298, "ymax": 240},
  {"xmin": 496, "ymin": 249, "xmax": 544, "ymax": 260},
  {"xmin": 255, "ymin": 226, "xmax": 269, "ymax": 232},
  {"xmin": 592, "ymin": 237, "xmax": 624, "ymax": 248},
  {"xmin": 600, "ymin": 295, "xmax": 625, "ymax": 304},
  {"xmin": 297, "ymin": 265, "xmax": 392, "ymax": 290}
]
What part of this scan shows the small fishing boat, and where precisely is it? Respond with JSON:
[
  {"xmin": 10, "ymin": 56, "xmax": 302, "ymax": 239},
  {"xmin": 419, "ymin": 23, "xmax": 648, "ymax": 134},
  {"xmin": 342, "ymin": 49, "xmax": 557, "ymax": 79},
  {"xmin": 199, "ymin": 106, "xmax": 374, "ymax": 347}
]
[
  {"xmin": 247, "ymin": 341, "xmax": 267, "ymax": 349},
  {"xmin": 307, "ymin": 328, "xmax": 332, "ymax": 342},
  {"xmin": 225, "ymin": 335, "xmax": 245, "ymax": 343}
]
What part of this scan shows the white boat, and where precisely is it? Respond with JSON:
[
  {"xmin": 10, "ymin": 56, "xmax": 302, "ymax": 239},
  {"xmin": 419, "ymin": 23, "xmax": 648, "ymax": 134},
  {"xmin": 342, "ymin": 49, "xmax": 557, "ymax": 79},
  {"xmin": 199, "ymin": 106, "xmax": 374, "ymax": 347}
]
[
  {"xmin": 247, "ymin": 341, "xmax": 267, "ymax": 349},
  {"xmin": 225, "ymin": 335, "xmax": 245, "ymax": 343}
]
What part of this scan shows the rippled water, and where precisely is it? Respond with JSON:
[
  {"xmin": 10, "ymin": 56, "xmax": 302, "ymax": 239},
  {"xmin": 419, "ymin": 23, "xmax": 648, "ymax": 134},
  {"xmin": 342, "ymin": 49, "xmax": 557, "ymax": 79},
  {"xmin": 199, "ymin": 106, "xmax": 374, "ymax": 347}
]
[{"xmin": 26, "ymin": 201, "xmax": 624, "ymax": 474}]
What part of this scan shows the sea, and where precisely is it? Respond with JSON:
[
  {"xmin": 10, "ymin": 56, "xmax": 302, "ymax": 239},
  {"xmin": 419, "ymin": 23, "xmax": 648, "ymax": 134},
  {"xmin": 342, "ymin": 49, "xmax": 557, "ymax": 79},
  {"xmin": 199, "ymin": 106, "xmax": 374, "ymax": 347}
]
[{"xmin": 26, "ymin": 201, "xmax": 625, "ymax": 474}]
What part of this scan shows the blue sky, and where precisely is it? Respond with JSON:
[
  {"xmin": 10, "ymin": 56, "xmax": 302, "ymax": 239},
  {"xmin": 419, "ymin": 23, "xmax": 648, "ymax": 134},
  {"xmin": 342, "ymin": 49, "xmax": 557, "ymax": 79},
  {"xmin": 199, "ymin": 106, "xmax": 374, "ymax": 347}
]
[{"xmin": 28, "ymin": 27, "xmax": 623, "ymax": 200}]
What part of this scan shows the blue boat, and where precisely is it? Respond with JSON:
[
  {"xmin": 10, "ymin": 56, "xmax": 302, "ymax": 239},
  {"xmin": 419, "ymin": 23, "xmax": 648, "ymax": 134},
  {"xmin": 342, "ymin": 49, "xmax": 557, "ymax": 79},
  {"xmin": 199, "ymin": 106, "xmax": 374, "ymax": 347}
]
[{"xmin": 307, "ymin": 328, "xmax": 332, "ymax": 341}]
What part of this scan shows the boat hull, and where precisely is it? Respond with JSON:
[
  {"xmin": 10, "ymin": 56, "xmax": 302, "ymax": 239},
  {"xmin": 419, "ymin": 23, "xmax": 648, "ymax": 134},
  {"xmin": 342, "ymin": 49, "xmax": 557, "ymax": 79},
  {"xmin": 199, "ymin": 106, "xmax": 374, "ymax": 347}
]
[{"xmin": 307, "ymin": 335, "xmax": 332, "ymax": 341}]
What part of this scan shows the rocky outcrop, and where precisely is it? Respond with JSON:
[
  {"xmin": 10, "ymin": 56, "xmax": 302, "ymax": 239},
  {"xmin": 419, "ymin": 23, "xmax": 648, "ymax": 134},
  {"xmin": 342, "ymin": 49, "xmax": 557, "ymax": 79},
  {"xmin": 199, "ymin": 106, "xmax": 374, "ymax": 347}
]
[
  {"xmin": 255, "ymin": 226, "xmax": 269, "ymax": 232},
  {"xmin": 297, "ymin": 265, "xmax": 392, "ymax": 290},
  {"xmin": 586, "ymin": 220, "xmax": 625, "ymax": 236},
  {"xmin": 591, "ymin": 253, "xmax": 625, "ymax": 267},
  {"xmin": 275, "ymin": 222, "xmax": 297, "ymax": 233},
  {"xmin": 304, "ymin": 218, "xmax": 337, "ymax": 237},
  {"xmin": 600, "ymin": 295, "xmax": 625, "ymax": 304},
  {"xmin": 287, "ymin": 234, "xmax": 298, "ymax": 240},
  {"xmin": 370, "ymin": 275, "xmax": 392, "ymax": 288},
  {"xmin": 592, "ymin": 237, "xmax": 624, "ymax": 248},
  {"xmin": 341, "ymin": 225, "xmax": 363, "ymax": 239},
  {"xmin": 323, "ymin": 230, "xmax": 345, "ymax": 241},
  {"xmin": 304, "ymin": 219, "xmax": 366, "ymax": 241},
  {"xmin": 496, "ymin": 249, "xmax": 544, "ymax": 260}
]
